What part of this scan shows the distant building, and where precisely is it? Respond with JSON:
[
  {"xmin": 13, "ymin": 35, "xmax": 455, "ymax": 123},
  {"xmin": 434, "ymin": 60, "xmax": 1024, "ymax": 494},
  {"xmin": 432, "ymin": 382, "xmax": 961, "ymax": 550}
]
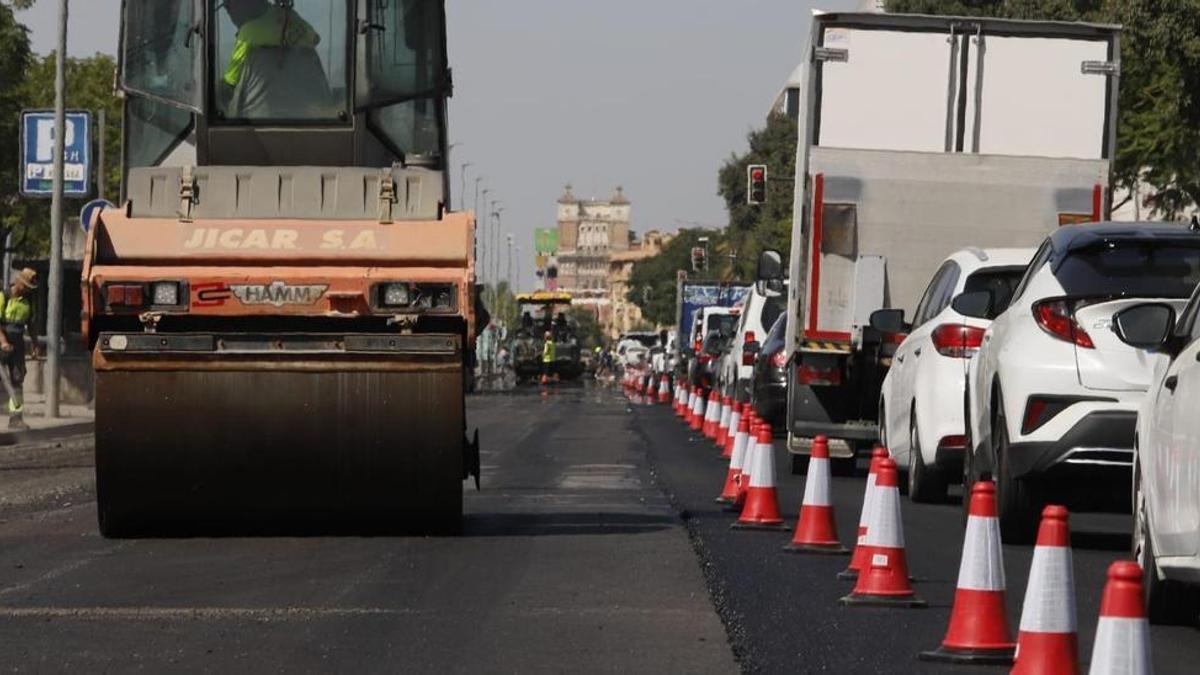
[
  {"xmin": 770, "ymin": 64, "xmax": 803, "ymax": 121},
  {"xmin": 608, "ymin": 230, "xmax": 673, "ymax": 339},
  {"xmin": 857, "ymin": 0, "xmax": 886, "ymax": 11},
  {"xmin": 554, "ymin": 185, "xmax": 633, "ymax": 332}
]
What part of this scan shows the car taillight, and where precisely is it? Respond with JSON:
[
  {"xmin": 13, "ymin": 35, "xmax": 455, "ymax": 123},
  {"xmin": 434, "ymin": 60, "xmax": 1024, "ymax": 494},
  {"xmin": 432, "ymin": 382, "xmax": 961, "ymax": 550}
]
[
  {"xmin": 741, "ymin": 331, "xmax": 758, "ymax": 366},
  {"xmin": 931, "ymin": 324, "xmax": 986, "ymax": 358},
  {"xmin": 693, "ymin": 339, "xmax": 702, "ymax": 353},
  {"xmin": 769, "ymin": 351, "xmax": 787, "ymax": 368},
  {"xmin": 105, "ymin": 283, "xmax": 145, "ymax": 308},
  {"xmin": 1033, "ymin": 299, "xmax": 1094, "ymax": 348},
  {"xmin": 1021, "ymin": 396, "xmax": 1076, "ymax": 435},
  {"xmin": 937, "ymin": 435, "xmax": 967, "ymax": 450}
]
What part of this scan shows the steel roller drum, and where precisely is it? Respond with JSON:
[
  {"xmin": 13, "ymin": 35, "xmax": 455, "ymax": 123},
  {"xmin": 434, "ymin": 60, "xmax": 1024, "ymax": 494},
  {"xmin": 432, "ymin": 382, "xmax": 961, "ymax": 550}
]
[{"xmin": 95, "ymin": 366, "xmax": 464, "ymax": 536}]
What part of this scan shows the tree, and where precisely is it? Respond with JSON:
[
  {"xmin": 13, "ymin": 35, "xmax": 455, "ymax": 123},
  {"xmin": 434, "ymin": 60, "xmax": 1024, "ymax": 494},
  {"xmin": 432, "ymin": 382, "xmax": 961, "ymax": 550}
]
[
  {"xmin": 625, "ymin": 229, "xmax": 716, "ymax": 327},
  {"xmin": 716, "ymin": 112, "xmax": 798, "ymax": 279},
  {"xmin": 0, "ymin": 3, "xmax": 33, "ymax": 254},
  {"xmin": 887, "ymin": 0, "xmax": 1200, "ymax": 217},
  {"xmin": 568, "ymin": 306, "xmax": 605, "ymax": 350}
]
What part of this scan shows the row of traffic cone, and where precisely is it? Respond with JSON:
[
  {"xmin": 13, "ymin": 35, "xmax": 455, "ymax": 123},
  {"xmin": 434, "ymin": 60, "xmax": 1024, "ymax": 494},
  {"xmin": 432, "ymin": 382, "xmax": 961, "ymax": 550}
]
[{"xmin": 659, "ymin": 391, "xmax": 1153, "ymax": 673}]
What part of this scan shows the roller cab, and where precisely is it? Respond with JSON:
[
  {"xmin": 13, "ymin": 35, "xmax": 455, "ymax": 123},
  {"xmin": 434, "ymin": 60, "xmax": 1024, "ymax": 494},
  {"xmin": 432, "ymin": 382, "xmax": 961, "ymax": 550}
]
[{"xmin": 88, "ymin": 0, "xmax": 476, "ymax": 535}]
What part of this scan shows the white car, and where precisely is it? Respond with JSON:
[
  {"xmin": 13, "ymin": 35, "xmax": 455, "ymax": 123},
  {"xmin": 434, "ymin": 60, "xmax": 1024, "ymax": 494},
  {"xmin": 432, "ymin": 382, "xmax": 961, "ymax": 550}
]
[
  {"xmin": 966, "ymin": 223, "xmax": 1200, "ymax": 542},
  {"xmin": 1112, "ymin": 291, "xmax": 1200, "ymax": 624},
  {"xmin": 718, "ymin": 281, "xmax": 787, "ymax": 402},
  {"xmin": 687, "ymin": 306, "xmax": 739, "ymax": 389},
  {"xmin": 877, "ymin": 248, "xmax": 1035, "ymax": 503}
]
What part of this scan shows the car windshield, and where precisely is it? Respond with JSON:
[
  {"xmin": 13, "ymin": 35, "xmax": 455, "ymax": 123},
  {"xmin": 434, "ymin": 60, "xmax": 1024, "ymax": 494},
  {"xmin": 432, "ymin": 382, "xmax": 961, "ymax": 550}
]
[
  {"xmin": 762, "ymin": 314, "xmax": 787, "ymax": 351},
  {"xmin": 1054, "ymin": 241, "xmax": 1200, "ymax": 299},
  {"xmin": 706, "ymin": 313, "xmax": 738, "ymax": 338},
  {"xmin": 962, "ymin": 266, "xmax": 1026, "ymax": 315},
  {"xmin": 760, "ymin": 296, "xmax": 786, "ymax": 332}
]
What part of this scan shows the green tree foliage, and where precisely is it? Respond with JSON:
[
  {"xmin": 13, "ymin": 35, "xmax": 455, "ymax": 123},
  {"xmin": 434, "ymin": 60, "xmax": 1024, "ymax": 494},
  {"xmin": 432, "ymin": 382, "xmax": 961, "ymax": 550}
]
[
  {"xmin": 626, "ymin": 229, "xmax": 717, "ymax": 326},
  {"xmin": 0, "ymin": 3, "xmax": 33, "ymax": 253},
  {"xmin": 887, "ymin": 0, "xmax": 1200, "ymax": 217},
  {"xmin": 568, "ymin": 306, "xmax": 605, "ymax": 350},
  {"xmin": 716, "ymin": 112, "xmax": 798, "ymax": 279}
]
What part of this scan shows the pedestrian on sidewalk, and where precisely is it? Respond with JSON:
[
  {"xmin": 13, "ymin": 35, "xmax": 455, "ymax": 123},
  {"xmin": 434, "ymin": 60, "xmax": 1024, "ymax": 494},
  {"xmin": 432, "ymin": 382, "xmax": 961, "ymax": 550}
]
[{"xmin": 0, "ymin": 269, "xmax": 39, "ymax": 430}]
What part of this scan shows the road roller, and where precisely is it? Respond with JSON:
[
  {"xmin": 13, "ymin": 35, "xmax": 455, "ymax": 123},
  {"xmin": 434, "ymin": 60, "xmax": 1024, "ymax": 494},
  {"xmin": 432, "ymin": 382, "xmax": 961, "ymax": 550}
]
[{"xmin": 83, "ymin": 0, "xmax": 479, "ymax": 536}]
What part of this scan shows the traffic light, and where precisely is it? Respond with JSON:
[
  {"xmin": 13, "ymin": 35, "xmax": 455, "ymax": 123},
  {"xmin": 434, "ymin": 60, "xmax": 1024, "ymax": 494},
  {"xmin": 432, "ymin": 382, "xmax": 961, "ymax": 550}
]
[
  {"xmin": 747, "ymin": 164, "xmax": 768, "ymax": 205},
  {"xmin": 691, "ymin": 246, "xmax": 707, "ymax": 273}
]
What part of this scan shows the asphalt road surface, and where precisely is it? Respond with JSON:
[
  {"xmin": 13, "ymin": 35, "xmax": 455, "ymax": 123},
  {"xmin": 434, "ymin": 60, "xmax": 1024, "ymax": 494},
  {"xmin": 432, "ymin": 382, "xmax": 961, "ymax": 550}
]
[
  {"xmin": 0, "ymin": 386, "xmax": 733, "ymax": 673},
  {"xmin": 2, "ymin": 384, "xmax": 1197, "ymax": 673}
]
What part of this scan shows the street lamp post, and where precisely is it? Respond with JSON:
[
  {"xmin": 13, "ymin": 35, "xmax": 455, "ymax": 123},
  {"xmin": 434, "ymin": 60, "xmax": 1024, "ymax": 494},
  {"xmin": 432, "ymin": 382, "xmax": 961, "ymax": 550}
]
[
  {"xmin": 459, "ymin": 162, "xmax": 472, "ymax": 212},
  {"xmin": 45, "ymin": 0, "xmax": 70, "ymax": 419},
  {"xmin": 506, "ymin": 234, "xmax": 514, "ymax": 293},
  {"xmin": 481, "ymin": 188, "xmax": 491, "ymax": 285},
  {"xmin": 491, "ymin": 203, "xmax": 503, "ymax": 294}
]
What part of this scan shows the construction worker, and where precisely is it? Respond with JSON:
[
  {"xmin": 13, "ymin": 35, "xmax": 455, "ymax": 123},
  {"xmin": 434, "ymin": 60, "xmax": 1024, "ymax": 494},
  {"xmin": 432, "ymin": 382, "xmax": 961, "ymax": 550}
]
[
  {"xmin": 219, "ymin": 0, "xmax": 322, "ymax": 115},
  {"xmin": 0, "ymin": 269, "xmax": 39, "ymax": 430},
  {"xmin": 540, "ymin": 331, "xmax": 556, "ymax": 385}
]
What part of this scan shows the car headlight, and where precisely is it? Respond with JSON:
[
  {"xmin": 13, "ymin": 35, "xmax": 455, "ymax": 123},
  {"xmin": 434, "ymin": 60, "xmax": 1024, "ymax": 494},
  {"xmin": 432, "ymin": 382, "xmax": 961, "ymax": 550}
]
[{"xmin": 150, "ymin": 281, "xmax": 181, "ymax": 306}]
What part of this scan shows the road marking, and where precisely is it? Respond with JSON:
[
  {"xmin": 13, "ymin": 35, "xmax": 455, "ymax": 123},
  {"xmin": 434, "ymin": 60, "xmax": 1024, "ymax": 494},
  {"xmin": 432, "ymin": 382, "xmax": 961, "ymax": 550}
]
[
  {"xmin": 0, "ymin": 605, "xmax": 707, "ymax": 621},
  {"xmin": 0, "ymin": 542, "xmax": 134, "ymax": 599}
]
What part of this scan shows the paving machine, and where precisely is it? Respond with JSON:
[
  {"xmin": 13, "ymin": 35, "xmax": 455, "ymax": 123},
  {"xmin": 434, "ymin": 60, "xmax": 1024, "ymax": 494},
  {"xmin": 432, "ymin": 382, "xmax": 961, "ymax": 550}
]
[
  {"xmin": 511, "ymin": 291, "xmax": 584, "ymax": 382},
  {"xmin": 84, "ymin": 0, "xmax": 479, "ymax": 535}
]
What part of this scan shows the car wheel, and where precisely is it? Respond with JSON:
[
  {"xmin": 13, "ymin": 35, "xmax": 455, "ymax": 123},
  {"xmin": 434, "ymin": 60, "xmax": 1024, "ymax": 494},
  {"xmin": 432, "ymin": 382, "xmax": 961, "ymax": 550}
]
[
  {"xmin": 908, "ymin": 410, "xmax": 947, "ymax": 503},
  {"xmin": 1135, "ymin": 457, "xmax": 1200, "ymax": 625},
  {"xmin": 994, "ymin": 396, "xmax": 1039, "ymax": 544}
]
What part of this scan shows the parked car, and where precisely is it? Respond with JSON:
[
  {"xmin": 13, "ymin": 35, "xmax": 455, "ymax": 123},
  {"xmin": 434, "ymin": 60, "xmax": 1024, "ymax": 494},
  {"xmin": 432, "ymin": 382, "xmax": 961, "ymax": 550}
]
[
  {"xmin": 1110, "ymin": 293, "xmax": 1200, "ymax": 624},
  {"xmin": 718, "ymin": 280, "xmax": 787, "ymax": 402},
  {"xmin": 965, "ymin": 224, "xmax": 1200, "ymax": 542},
  {"xmin": 875, "ymin": 248, "xmax": 1035, "ymax": 503},
  {"xmin": 688, "ymin": 307, "xmax": 739, "ymax": 389},
  {"xmin": 616, "ymin": 331, "xmax": 659, "ymax": 370},
  {"xmin": 750, "ymin": 313, "xmax": 789, "ymax": 428}
]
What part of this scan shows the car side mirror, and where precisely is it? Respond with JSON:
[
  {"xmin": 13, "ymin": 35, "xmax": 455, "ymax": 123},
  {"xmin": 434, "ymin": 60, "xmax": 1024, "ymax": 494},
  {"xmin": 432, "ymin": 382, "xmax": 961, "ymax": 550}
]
[
  {"xmin": 1112, "ymin": 303, "xmax": 1175, "ymax": 351},
  {"xmin": 869, "ymin": 308, "xmax": 907, "ymax": 334},
  {"xmin": 951, "ymin": 291, "xmax": 994, "ymax": 320},
  {"xmin": 757, "ymin": 248, "xmax": 784, "ymax": 282}
]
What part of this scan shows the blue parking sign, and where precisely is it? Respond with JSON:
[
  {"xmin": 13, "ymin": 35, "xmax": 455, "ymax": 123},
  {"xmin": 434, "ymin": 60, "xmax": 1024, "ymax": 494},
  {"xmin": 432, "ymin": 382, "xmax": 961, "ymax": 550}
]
[{"xmin": 20, "ymin": 110, "xmax": 92, "ymax": 198}]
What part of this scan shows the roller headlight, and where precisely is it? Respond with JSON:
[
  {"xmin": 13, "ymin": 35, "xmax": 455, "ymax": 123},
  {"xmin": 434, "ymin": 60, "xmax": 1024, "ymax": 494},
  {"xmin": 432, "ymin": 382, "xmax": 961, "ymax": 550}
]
[
  {"xmin": 382, "ymin": 282, "xmax": 411, "ymax": 307},
  {"xmin": 150, "ymin": 281, "xmax": 181, "ymax": 306}
]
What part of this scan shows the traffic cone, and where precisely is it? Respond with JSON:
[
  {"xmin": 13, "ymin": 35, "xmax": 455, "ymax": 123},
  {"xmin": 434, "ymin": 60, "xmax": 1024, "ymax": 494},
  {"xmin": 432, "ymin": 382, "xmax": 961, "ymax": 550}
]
[
  {"xmin": 703, "ymin": 390, "xmax": 721, "ymax": 438},
  {"xmin": 676, "ymin": 384, "xmax": 689, "ymax": 417},
  {"xmin": 690, "ymin": 389, "xmax": 705, "ymax": 430},
  {"xmin": 722, "ymin": 402, "xmax": 742, "ymax": 460},
  {"xmin": 732, "ymin": 424, "xmax": 786, "ymax": 530},
  {"xmin": 716, "ymin": 410, "xmax": 752, "ymax": 504},
  {"xmin": 839, "ymin": 446, "xmax": 889, "ymax": 580},
  {"xmin": 918, "ymin": 480, "xmax": 1015, "ymax": 664},
  {"xmin": 730, "ymin": 417, "xmax": 760, "ymax": 509},
  {"xmin": 1012, "ymin": 505, "xmax": 1078, "ymax": 675},
  {"xmin": 716, "ymin": 396, "xmax": 733, "ymax": 448},
  {"xmin": 840, "ymin": 458, "xmax": 926, "ymax": 607},
  {"xmin": 658, "ymin": 375, "xmax": 671, "ymax": 404},
  {"xmin": 784, "ymin": 435, "xmax": 849, "ymax": 554},
  {"xmin": 1087, "ymin": 561, "xmax": 1151, "ymax": 675}
]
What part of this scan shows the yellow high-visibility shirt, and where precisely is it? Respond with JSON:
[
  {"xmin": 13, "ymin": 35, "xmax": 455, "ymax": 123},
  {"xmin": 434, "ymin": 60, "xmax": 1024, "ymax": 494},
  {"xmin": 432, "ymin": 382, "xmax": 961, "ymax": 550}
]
[
  {"xmin": 223, "ymin": 6, "xmax": 321, "ymax": 87},
  {"xmin": 542, "ymin": 340, "xmax": 556, "ymax": 363},
  {"xmin": 0, "ymin": 292, "xmax": 31, "ymax": 326}
]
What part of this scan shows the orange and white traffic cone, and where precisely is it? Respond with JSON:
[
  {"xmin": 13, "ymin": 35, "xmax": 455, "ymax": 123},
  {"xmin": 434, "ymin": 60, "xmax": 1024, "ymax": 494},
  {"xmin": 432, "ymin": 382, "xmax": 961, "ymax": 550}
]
[
  {"xmin": 919, "ymin": 480, "xmax": 1015, "ymax": 664},
  {"xmin": 690, "ymin": 390, "xmax": 705, "ymax": 430},
  {"xmin": 1012, "ymin": 505, "xmax": 1079, "ymax": 675},
  {"xmin": 658, "ymin": 375, "xmax": 671, "ymax": 404},
  {"xmin": 717, "ymin": 411, "xmax": 752, "ymax": 505},
  {"xmin": 721, "ymin": 402, "xmax": 742, "ymax": 460},
  {"xmin": 732, "ymin": 424, "xmax": 786, "ymax": 530},
  {"xmin": 715, "ymin": 396, "xmax": 733, "ymax": 448},
  {"xmin": 840, "ymin": 458, "xmax": 926, "ymax": 607},
  {"xmin": 1087, "ymin": 561, "xmax": 1151, "ymax": 675},
  {"xmin": 784, "ymin": 435, "xmax": 849, "ymax": 554},
  {"xmin": 703, "ymin": 390, "xmax": 721, "ymax": 438},
  {"xmin": 839, "ymin": 445, "xmax": 889, "ymax": 580},
  {"xmin": 677, "ymin": 384, "xmax": 689, "ymax": 417}
]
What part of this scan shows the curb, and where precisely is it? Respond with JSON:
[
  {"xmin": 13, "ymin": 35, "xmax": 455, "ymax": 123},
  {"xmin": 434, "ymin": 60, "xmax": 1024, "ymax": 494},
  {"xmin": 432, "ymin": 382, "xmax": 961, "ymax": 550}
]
[{"xmin": 0, "ymin": 420, "xmax": 94, "ymax": 447}]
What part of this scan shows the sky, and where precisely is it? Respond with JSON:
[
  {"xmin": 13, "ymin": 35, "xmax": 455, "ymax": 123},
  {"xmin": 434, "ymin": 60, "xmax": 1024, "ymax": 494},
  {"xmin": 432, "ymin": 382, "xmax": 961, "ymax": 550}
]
[{"xmin": 16, "ymin": 0, "xmax": 858, "ymax": 290}]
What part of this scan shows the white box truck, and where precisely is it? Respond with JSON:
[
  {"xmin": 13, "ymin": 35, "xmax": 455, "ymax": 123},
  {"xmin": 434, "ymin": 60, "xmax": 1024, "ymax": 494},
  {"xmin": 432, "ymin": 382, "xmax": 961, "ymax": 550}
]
[{"xmin": 781, "ymin": 11, "xmax": 1121, "ymax": 461}]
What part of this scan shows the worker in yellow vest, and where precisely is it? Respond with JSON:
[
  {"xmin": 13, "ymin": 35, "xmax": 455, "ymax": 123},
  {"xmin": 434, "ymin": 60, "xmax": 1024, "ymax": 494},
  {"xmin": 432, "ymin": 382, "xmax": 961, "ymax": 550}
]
[
  {"xmin": 219, "ymin": 0, "xmax": 321, "ymax": 114},
  {"xmin": 540, "ymin": 331, "xmax": 556, "ymax": 385},
  {"xmin": 0, "ymin": 269, "xmax": 39, "ymax": 430}
]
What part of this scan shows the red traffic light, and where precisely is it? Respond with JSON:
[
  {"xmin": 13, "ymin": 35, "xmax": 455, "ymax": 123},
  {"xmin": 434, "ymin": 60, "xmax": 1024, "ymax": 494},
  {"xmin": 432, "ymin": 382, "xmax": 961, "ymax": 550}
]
[{"xmin": 752, "ymin": 168, "xmax": 764, "ymax": 181}]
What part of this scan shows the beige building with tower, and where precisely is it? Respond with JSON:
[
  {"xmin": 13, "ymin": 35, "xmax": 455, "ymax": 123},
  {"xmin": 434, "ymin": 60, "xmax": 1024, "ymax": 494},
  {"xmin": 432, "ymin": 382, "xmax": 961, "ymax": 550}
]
[{"xmin": 554, "ymin": 185, "xmax": 634, "ymax": 332}]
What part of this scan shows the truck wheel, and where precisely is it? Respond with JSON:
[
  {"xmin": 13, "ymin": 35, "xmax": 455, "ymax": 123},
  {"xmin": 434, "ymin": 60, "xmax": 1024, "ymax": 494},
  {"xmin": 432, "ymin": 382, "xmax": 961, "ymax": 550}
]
[
  {"xmin": 907, "ymin": 412, "xmax": 947, "ymax": 503},
  {"xmin": 1136, "ymin": 461, "xmax": 1200, "ymax": 625},
  {"xmin": 994, "ymin": 401, "xmax": 1039, "ymax": 544}
]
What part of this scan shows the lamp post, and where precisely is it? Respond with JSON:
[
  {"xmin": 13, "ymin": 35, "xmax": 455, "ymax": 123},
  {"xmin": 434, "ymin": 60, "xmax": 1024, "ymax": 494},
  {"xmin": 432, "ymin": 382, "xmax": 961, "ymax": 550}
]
[
  {"xmin": 481, "ymin": 188, "xmax": 491, "ymax": 285},
  {"xmin": 46, "ymin": 0, "xmax": 70, "ymax": 419},
  {"xmin": 459, "ymin": 162, "xmax": 472, "ymax": 212},
  {"xmin": 506, "ymin": 234, "xmax": 514, "ymax": 292},
  {"xmin": 491, "ymin": 203, "xmax": 503, "ymax": 294}
]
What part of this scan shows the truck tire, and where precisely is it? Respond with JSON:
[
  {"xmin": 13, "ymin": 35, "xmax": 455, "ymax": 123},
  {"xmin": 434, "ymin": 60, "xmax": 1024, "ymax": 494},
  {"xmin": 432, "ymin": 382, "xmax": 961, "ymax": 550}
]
[
  {"xmin": 994, "ymin": 399, "xmax": 1039, "ymax": 544},
  {"xmin": 908, "ymin": 411, "xmax": 947, "ymax": 503}
]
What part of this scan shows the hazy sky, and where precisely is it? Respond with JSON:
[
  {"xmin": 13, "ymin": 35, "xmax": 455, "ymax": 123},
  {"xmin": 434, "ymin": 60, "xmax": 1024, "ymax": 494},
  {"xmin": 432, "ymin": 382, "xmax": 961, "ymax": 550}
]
[{"xmin": 16, "ymin": 0, "xmax": 856, "ymax": 289}]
